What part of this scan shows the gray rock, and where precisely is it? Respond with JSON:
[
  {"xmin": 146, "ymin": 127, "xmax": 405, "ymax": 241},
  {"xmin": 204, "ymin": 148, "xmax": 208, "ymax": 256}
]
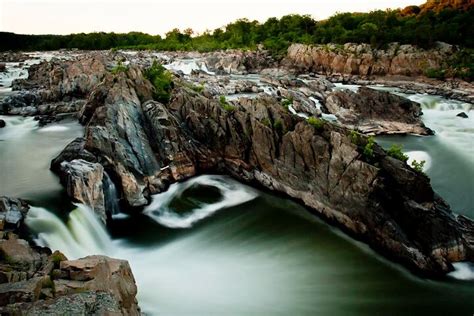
[{"xmin": 58, "ymin": 159, "xmax": 106, "ymax": 224}]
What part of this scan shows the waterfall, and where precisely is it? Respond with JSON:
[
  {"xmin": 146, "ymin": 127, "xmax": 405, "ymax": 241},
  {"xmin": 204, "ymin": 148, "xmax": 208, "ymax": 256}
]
[
  {"xmin": 103, "ymin": 172, "xmax": 124, "ymax": 219},
  {"xmin": 25, "ymin": 204, "xmax": 113, "ymax": 260}
]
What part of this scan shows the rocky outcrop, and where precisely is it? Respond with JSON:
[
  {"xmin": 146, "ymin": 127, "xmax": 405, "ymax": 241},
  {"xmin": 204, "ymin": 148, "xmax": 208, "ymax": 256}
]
[
  {"xmin": 325, "ymin": 87, "xmax": 432, "ymax": 135},
  {"xmin": 58, "ymin": 160, "xmax": 107, "ymax": 224},
  {"xmin": 0, "ymin": 197, "xmax": 140, "ymax": 315},
  {"xmin": 204, "ymin": 49, "xmax": 276, "ymax": 74},
  {"xmin": 0, "ymin": 53, "xmax": 109, "ymax": 118},
  {"xmin": 284, "ymin": 42, "xmax": 455, "ymax": 78},
  {"xmin": 54, "ymin": 67, "xmax": 474, "ymax": 276}
]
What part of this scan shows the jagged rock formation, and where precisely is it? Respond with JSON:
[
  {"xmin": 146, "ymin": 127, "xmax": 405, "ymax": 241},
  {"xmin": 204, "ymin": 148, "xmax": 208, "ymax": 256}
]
[
  {"xmin": 325, "ymin": 87, "xmax": 432, "ymax": 135},
  {"xmin": 1, "ymin": 53, "xmax": 109, "ymax": 117},
  {"xmin": 0, "ymin": 197, "xmax": 140, "ymax": 315},
  {"xmin": 284, "ymin": 42, "xmax": 456, "ymax": 78},
  {"xmin": 51, "ymin": 68, "xmax": 474, "ymax": 277}
]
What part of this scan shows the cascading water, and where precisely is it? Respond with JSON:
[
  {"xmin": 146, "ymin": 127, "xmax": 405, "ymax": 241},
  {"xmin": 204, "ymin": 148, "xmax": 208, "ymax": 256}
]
[
  {"xmin": 25, "ymin": 204, "xmax": 113, "ymax": 259},
  {"xmin": 103, "ymin": 172, "xmax": 128, "ymax": 219},
  {"xmin": 163, "ymin": 59, "xmax": 215, "ymax": 75}
]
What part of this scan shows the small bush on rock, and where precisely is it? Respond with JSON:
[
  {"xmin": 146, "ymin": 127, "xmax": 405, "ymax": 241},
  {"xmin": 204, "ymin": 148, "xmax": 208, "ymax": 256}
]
[
  {"xmin": 307, "ymin": 117, "xmax": 324, "ymax": 130},
  {"xmin": 411, "ymin": 160, "xmax": 426, "ymax": 173},
  {"xmin": 219, "ymin": 95, "xmax": 235, "ymax": 111},
  {"xmin": 387, "ymin": 144, "xmax": 409, "ymax": 162},
  {"xmin": 144, "ymin": 60, "xmax": 174, "ymax": 104}
]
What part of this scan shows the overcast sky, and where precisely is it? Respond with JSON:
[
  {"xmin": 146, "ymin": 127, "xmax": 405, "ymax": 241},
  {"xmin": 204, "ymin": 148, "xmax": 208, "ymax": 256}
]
[{"xmin": 1, "ymin": 0, "xmax": 425, "ymax": 35}]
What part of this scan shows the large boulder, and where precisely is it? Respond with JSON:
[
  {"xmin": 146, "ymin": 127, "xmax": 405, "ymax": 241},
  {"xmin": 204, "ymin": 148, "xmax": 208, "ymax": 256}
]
[
  {"xmin": 57, "ymin": 159, "xmax": 107, "ymax": 223},
  {"xmin": 324, "ymin": 87, "xmax": 432, "ymax": 135}
]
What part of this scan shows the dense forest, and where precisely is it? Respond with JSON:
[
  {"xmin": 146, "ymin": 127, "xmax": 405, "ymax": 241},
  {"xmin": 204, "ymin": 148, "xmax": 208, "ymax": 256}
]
[{"xmin": 1, "ymin": 0, "xmax": 473, "ymax": 55}]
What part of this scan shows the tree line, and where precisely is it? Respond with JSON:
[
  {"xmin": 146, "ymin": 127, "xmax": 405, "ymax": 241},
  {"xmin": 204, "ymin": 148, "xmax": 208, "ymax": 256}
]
[{"xmin": 1, "ymin": 4, "xmax": 473, "ymax": 56}]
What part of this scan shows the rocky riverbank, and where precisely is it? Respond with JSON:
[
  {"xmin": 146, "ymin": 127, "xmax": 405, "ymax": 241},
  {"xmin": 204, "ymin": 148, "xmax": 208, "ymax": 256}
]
[
  {"xmin": 0, "ymin": 197, "xmax": 140, "ymax": 314},
  {"xmin": 0, "ymin": 47, "xmax": 473, "ymax": 298},
  {"xmin": 42, "ymin": 60, "xmax": 473, "ymax": 277}
]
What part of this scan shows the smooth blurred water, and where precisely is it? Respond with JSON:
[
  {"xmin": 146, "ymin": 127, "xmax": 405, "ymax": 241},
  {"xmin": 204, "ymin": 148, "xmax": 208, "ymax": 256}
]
[
  {"xmin": 0, "ymin": 115, "xmax": 83, "ymax": 210},
  {"xmin": 374, "ymin": 91, "xmax": 474, "ymax": 218}
]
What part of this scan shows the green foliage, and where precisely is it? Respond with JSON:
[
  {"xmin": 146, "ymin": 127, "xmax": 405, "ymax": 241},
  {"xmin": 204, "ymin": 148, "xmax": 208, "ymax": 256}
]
[
  {"xmin": 261, "ymin": 118, "xmax": 271, "ymax": 127},
  {"xmin": 425, "ymin": 68, "xmax": 446, "ymax": 79},
  {"xmin": 42, "ymin": 277, "xmax": 55, "ymax": 290},
  {"xmin": 219, "ymin": 96, "xmax": 235, "ymax": 111},
  {"xmin": 387, "ymin": 144, "xmax": 409, "ymax": 162},
  {"xmin": 184, "ymin": 82, "xmax": 205, "ymax": 93},
  {"xmin": 307, "ymin": 117, "xmax": 325, "ymax": 130},
  {"xmin": 111, "ymin": 60, "xmax": 128, "ymax": 74},
  {"xmin": 281, "ymin": 98, "xmax": 293, "ymax": 111},
  {"xmin": 350, "ymin": 130, "xmax": 361, "ymax": 145},
  {"xmin": 411, "ymin": 160, "xmax": 426, "ymax": 173},
  {"xmin": 144, "ymin": 60, "xmax": 173, "ymax": 104},
  {"xmin": 273, "ymin": 119, "xmax": 284, "ymax": 134},
  {"xmin": 363, "ymin": 136, "xmax": 376, "ymax": 159}
]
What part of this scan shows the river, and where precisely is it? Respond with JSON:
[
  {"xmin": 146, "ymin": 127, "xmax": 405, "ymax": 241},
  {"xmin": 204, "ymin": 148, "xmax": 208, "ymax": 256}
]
[{"xmin": 0, "ymin": 55, "xmax": 473, "ymax": 315}]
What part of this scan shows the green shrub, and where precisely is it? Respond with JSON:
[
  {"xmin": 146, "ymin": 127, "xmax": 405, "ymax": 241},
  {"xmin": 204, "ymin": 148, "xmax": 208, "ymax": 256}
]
[
  {"xmin": 424, "ymin": 68, "xmax": 445, "ymax": 80},
  {"xmin": 219, "ymin": 95, "xmax": 235, "ymax": 112},
  {"xmin": 185, "ymin": 82, "xmax": 205, "ymax": 93},
  {"xmin": 111, "ymin": 60, "xmax": 128, "ymax": 74},
  {"xmin": 281, "ymin": 98, "xmax": 293, "ymax": 111},
  {"xmin": 350, "ymin": 130, "xmax": 360, "ymax": 145},
  {"xmin": 144, "ymin": 60, "xmax": 174, "ymax": 104},
  {"xmin": 273, "ymin": 119, "xmax": 284, "ymax": 134},
  {"xmin": 307, "ymin": 117, "xmax": 324, "ymax": 130},
  {"xmin": 261, "ymin": 118, "xmax": 271, "ymax": 127},
  {"xmin": 411, "ymin": 160, "xmax": 425, "ymax": 173},
  {"xmin": 387, "ymin": 144, "xmax": 409, "ymax": 162},
  {"xmin": 363, "ymin": 136, "xmax": 375, "ymax": 159}
]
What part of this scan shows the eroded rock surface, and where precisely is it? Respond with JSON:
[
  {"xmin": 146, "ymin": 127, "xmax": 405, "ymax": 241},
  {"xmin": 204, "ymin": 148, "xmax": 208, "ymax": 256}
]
[
  {"xmin": 325, "ymin": 86, "xmax": 432, "ymax": 135},
  {"xmin": 284, "ymin": 42, "xmax": 455, "ymax": 77}
]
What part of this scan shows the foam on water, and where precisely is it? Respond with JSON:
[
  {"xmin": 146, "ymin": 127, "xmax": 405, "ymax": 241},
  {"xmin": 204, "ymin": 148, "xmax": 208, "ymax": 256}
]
[
  {"xmin": 333, "ymin": 83, "xmax": 359, "ymax": 93},
  {"xmin": 37, "ymin": 125, "xmax": 70, "ymax": 133},
  {"xmin": 449, "ymin": 263, "xmax": 474, "ymax": 281},
  {"xmin": 164, "ymin": 59, "xmax": 214, "ymax": 75},
  {"xmin": 0, "ymin": 115, "xmax": 38, "ymax": 140},
  {"xmin": 144, "ymin": 175, "xmax": 258, "ymax": 228}
]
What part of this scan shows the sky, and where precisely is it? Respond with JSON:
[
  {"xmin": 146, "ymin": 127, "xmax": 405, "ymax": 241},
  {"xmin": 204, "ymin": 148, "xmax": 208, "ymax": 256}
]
[{"xmin": 1, "ymin": 0, "xmax": 425, "ymax": 35}]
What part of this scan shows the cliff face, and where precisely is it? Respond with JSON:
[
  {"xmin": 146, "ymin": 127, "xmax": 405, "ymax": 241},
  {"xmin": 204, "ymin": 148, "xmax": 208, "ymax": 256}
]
[
  {"xmin": 284, "ymin": 42, "xmax": 455, "ymax": 77},
  {"xmin": 50, "ymin": 67, "xmax": 474, "ymax": 277}
]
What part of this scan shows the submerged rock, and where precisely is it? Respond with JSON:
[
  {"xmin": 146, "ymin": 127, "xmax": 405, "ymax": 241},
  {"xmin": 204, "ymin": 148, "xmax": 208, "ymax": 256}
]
[
  {"xmin": 457, "ymin": 111, "xmax": 469, "ymax": 118},
  {"xmin": 0, "ymin": 119, "xmax": 5, "ymax": 128}
]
